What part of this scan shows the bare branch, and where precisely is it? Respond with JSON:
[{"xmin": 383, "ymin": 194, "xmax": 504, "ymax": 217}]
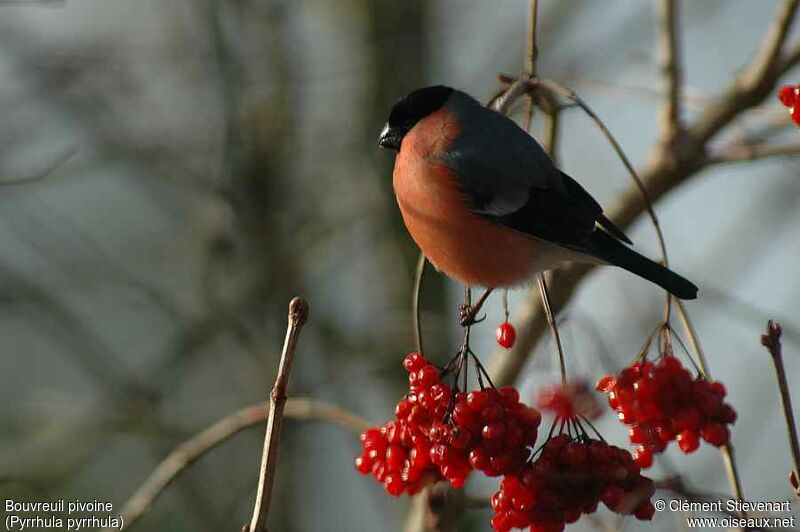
[
  {"xmin": 694, "ymin": 1, "xmax": 800, "ymax": 143},
  {"xmin": 707, "ymin": 141, "xmax": 800, "ymax": 164},
  {"xmin": 781, "ymin": 39, "xmax": 800, "ymax": 72},
  {"xmin": 655, "ymin": 0, "xmax": 683, "ymax": 140},
  {"xmin": 525, "ymin": 0, "xmax": 539, "ymax": 78},
  {"xmin": 104, "ymin": 397, "xmax": 368, "ymax": 532},
  {"xmin": 761, "ymin": 321, "xmax": 800, "ymax": 497},
  {"xmin": 247, "ymin": 297, "xmax": 309, "ymax": 532},
  {"xmin": 744, "ymin": 0, "xmax": 800, "ymax": 88}
]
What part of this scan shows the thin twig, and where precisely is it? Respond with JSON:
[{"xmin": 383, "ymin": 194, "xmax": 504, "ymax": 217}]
[
  {"xmin": 675, "ymin": 299, "xmax": 710, "ymax": 377},
  {"xmin": 103, "ymin": 397, "xmax": 368, "ymax": 532},
  {"xmin": 538, "ymin": 274, "xmax": 566, "ymax": 386},
  {"xmin": 495, "ymin": 79, "xmax": 530, "ymax": 114},
  {"xmin": 413, "ymin": 252, "xmax": 426, "ymax": 353},
  {"xmin": 655, "ymin": 0, "xmax": 683, "ymax": 141},
  {"xmin": 525, "ymin": 0, "xmax": 539, "ymax": 78},
  {"xmin": 761, "ymin": 320, "xmax": 800, "ymax": 497},
  {"xmin": 247, "ymin": 297, "xmax": 310, "ymax": 532}
]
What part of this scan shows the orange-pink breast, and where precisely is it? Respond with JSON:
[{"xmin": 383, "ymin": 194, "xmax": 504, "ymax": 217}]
[{"xmin": 392, "ymin": 108, "xmax": 539, "ymax": 288}]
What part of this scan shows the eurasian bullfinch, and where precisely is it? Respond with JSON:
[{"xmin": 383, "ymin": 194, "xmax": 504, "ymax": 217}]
[{"xmin": 378, "ymin": 85, "xmax": 697, "ymax": 300}]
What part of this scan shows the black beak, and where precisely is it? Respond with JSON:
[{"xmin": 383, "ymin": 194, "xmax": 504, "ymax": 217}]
[{"xmin": 378, "ymin": 123, "xmax": 403, "ymax": 151}]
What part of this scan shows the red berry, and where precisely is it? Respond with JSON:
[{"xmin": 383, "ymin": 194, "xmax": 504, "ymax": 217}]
[
  {"xmin": 562, "ymin": 441, "xmax": 588, "ymax": 465},
  {"xmin": 384, "ymin": 473, "xmax": 404, "ymax": 496},
  {"xmin": 792, "ymin": 103, "xmax": 800, "ymax": 126},
  {"xmin": 676, "ymin": 429, "xmax": 700, "ymax": 453},
  {"xmin": 496, "ymin": 321, "xmax": 516, "ymax": 349},
  {"xmin": 482, "ymin": 421, "xmax": 507, "ymax": 441},
  {"xmin": 403, "ymin": 352, "xmax": 426, "ymax": 372},
  {"xmin": 596, "ymin": 375, "xmax": 616, "ymax": 392},
  {"xmin": 633, "ymin": 447, "xmax": 653, "ymax": 468},
  {"xmin": 601, "ymin": 485, "xmax": 624, "ymax": 509},
  {"xmin": 700, "ymin": 422, "xmax": 729, "ymax": 446},
  {"xmin": 355, "ymin": 455, "xmax": 372, "ymax": 474},
  {"xmin": 710, "ymin": 381, "xmax": 726, "ymax": 398},
  {"xmin": 778, "ymin": 85, "xmax": 798, "ymax": 107},
  {"xmin": 634, "ymin": 502, "xmax": 656, "ymax": 521},
  {"xmin": 498, "ymin": 385, "xmax": 520, "ymax": 406},
  {"xmin": 628, "ymin": 425, "xmax": 647, "ymax": 444},
  {"xmin": 675, "ymin": 407, "xmax": 701, "ymax": 431},
  {"xmin": 466, "ymin": 390, "xmax": 489, "ymax": 411},
  {"xmin": 416, "ymin": 365, "xmax": 440, "ymax": 388}
]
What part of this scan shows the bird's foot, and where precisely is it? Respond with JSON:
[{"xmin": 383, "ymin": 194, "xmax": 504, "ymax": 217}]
[{"xmin": 458, "ymin": 304, "xmax": 486, "ymax": 327}]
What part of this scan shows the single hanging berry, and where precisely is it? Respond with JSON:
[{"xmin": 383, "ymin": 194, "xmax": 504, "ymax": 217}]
[{"xmin": 496, "ymin": 321, "xmax": 516, "ymax": 349}]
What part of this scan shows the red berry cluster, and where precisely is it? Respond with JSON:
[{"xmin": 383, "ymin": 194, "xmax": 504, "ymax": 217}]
[
  {"xmin": 355, "ymin": 423, "xmax": 442, "ymax": 495},
  {"xmin": 355, "ymin": 353, "xmax": 542, "ymax": 493},
  {"xmin": 536, "ymin": 381, "xmax": 604, "ymax": 421},
  {"xmin": 778, "ymin": 84, "xmax": 800, "ymax": 126},
  {"xmin": 597, "ymin": 355, "xmax": 736, "ymax": 467},
  {"xmin": 490, "ymin": 434, "xmax": 656, "ymax": 532}
]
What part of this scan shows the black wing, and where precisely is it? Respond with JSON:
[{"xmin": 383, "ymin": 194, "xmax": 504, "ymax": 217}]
[{"xmin": 441, "ymin": 94, "xmax": 630, "ymax": 249}]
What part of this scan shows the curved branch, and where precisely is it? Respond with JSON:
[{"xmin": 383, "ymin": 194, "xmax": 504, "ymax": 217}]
[{"xmin": 103, "ymin": 398, "xmax": 370, "ymax": 532}]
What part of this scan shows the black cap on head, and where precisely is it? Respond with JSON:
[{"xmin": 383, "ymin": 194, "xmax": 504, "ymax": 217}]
[{"xmin": 379, "ymin": 85, "xmax": 454, "ymax": 151}]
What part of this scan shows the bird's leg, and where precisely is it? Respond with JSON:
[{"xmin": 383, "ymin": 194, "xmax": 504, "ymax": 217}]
[{"xmin": 458, "ymin": 287, "xmax": 495, "ymax": 327}]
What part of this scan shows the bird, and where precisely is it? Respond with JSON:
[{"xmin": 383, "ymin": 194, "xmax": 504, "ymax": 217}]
[{"xmin": 378, "ymin": 85, "xmax": 698, "ymax": 300}]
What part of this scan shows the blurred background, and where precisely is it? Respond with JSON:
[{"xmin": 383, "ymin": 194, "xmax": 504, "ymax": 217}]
[{"xmin": 0, "ymin": 0, "xmax": 798, "ymax": 530}]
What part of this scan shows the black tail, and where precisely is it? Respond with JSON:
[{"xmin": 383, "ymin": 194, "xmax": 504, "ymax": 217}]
[{"xmin": 586, "ymin": 230, "xmax": 698, "ymax": 300}]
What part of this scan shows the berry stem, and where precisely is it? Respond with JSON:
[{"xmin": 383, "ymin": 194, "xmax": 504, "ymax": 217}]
[
  {"xmin": 675, "ymin": 299, "xmax": 711, "ymax": 377},
  {"xmin": 579, "ymin": 415, "xmax": 608, "ymax": 444},
  {"xmin": 469, "ymin": 350, "xmax": 496, "ymax": 390},
  {"xmin": 247, "ymin": 297, "xmax": 310, "ymax": 532},
  {"xmin": 538, "ymin": 274, "xmax": 567, "ymax": 386},
  {"xmin": 761, "ymin": 320, "xmax": 800, "ymax": 497}
]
